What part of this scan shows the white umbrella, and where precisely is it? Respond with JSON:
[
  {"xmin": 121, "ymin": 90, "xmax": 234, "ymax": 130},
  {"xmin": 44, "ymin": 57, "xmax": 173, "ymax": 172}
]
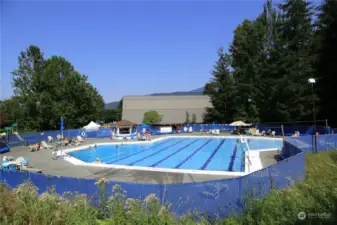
[{"xmin": 229, "ymin": 121, "xmax": 251, "ymax": 126}]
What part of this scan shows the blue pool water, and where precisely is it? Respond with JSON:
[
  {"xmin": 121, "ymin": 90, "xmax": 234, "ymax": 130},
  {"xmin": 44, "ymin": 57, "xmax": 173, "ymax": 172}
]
[{"xmin": 68, "ymin": 137, "xmax": 283, "ymax": 172}]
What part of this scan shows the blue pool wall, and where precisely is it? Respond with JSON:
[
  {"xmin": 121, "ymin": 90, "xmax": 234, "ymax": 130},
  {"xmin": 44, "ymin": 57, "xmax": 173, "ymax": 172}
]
[{"xmin": 2, "ymin": 134, "xmax": 336, "ymax": 218}]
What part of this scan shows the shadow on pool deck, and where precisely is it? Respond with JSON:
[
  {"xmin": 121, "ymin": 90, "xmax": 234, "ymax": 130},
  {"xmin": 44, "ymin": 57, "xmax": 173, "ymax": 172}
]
[{"xmin": 1, "ymin": 136, "xmax": 279, "ymax": 184}]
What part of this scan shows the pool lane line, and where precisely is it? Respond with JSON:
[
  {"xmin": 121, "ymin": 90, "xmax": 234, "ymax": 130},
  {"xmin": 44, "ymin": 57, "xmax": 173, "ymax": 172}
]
[
  {"xmin": 150, "ymin": 139, "xmax": 200, "ymax": 167},
  {"xmin": 175, "ymin": 139, "xmax": 213, "ymax": 169},
  {"xmin": 128, "ymin": 139, "xmax": 187, "ymax": 166},
  {"xmin": 200, "ymin": 139, "xmax": 226, "ymax": 170},
  {"xmin": 227, "ymin": 144, "xmax": 238, "ymax": 171},
  {"xmin": 105, "ymin": 139, "xmax": 173, "ymax": 164}
]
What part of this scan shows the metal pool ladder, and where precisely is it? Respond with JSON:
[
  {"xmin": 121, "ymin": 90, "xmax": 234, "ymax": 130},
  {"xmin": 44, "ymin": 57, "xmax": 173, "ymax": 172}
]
[{"xmin": 240, "ymin": 135, "xmax": 252, "ymax": 173}]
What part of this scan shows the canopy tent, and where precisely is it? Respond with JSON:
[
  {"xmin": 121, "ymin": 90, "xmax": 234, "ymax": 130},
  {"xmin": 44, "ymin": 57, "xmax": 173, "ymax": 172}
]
[
  {"xmin": 83, "ymin": 121, "xmax": 101, "ymax": 131},
  {"xmin": 137, "ymin": 124, "xmax": 152, "ymax": 133},
  {"xmin": 229, "ymin": 121, "xmax": 252, "ymax": 127}
]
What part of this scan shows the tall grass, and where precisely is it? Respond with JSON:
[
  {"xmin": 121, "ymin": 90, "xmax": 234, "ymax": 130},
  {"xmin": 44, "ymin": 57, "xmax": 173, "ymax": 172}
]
[{"xmin": 0, "ymin": 151, "xmax": 336, "ymax": 225}]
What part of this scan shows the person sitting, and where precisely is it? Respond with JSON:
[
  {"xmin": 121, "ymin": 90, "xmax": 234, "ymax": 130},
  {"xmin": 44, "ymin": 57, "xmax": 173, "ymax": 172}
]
[
  {"xmin": 145, "ymin": 130, "xmax": 151, "ymax": 140},
  {"xmin": 64, "ymin": 137, "xmax": 69, "ymax": 146},
  {"xmin": 71, "ymin": 138, "xmax": 78, "ymax": 145},
  {"xmin": 292, "ymin": 131, "xmax": 300, "ymax": 137},
  {"xmin": 33, "ymin": 142, "xmax": 40, "ymax": 151}
]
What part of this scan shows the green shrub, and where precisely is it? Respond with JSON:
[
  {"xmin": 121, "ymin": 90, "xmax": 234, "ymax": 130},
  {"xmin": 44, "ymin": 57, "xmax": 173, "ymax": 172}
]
[{"xmin": 0, "ymin": 181, "xmax": 98, "ymax": 225}]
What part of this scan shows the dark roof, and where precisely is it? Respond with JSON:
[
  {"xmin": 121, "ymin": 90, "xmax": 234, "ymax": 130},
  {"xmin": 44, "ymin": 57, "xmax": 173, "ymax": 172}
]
[{"xmin": 112, "ymin": 120, "xmax": 137, "ymax": 127}]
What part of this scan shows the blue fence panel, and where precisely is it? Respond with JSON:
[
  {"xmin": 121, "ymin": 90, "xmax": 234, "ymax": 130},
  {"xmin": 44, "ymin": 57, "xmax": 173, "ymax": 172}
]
[
  {"xmin": 316, "ymin": 134, "xmax": 337, "ymax": 152},
  {"xmin": 163, "ymin": 178, "xmax": 242, "ymax": 218},
  {"xmin": 269, "ymin": 153, "xmax": 305, "ymax": 189},
  {"xmin": 239, "ymin": 168, "xmax": 271, "ymax": 201},
  {"xmin": 106, "ymin": 182, "xmax": 162, "ymax": 203},
  {"xmin": 285, "ymin": 136, "xmax": 313, "ymax": 154},
  {"xmin": 97, "ymin": 128, "xmax": 112, "ymax": 138},
  {"xmin": 0, "ymin": 170, "xmax": 31, "ymax": 188},
  {"xmin": 64, "ymin": 129, "xmax": 83, "ymax": 140},
  {"xmin": 256, "ymin": 124, "xmax": 328, "ymax": 136},
  {"xmin": 282, "ymin": 139, "xmax": 303, "ymax": 158}
]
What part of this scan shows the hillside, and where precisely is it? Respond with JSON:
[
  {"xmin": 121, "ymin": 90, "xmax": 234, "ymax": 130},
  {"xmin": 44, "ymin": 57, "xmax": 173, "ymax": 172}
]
[{"xmin": 105, "ymin": 87, "xmax": 204, "ymax": 109}]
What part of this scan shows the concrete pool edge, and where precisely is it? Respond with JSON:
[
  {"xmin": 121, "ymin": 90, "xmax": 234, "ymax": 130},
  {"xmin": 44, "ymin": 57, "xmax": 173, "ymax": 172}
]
[{"xmin": 53, "ymin": 135, "xmax": 282, "ymax": 177}]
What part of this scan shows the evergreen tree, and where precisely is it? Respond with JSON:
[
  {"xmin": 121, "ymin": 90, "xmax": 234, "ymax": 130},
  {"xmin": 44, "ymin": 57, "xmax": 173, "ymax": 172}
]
[
  {"xmin": 315, "ymin": 0, "xmax": 337, "ymax": 127},
  {"xmin": 203, "ymin": 48, "xmax": 236, "ymax": 123},
  {"xmin": 229, "ymin": 16, "xmax": 268, "ymax": 123},
  {"xmin": 270, "ymin": 0, "xmax": 315, "ymax": 122}
]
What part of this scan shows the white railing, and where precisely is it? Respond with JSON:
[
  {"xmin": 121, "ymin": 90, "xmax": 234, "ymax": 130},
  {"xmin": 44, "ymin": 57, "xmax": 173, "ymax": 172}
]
[{"xmin": 240, "ymin": 135, "xmax": 252, "ymax": 173}]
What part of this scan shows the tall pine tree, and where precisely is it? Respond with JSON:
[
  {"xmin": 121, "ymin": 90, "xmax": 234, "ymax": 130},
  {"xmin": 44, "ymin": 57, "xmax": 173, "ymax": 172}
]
[
  {"xmin": 203, "ymin": 48, "xmax": 236, "ymax": 123},
  {"xmin": 229, "ymin": 17, "xmax": 267, "ymax": 123},
  {"xmin": 271, "ymin": 0, "xmax": 315, "ymax": 122},
  {"xmin": 315, "ymin": 0, "xmax": 337, "ymax": 127}
]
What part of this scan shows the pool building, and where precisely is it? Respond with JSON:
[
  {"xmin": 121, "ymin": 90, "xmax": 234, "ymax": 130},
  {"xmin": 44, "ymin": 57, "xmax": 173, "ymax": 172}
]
[{"xmin": 121, "ymin": 95, "xmax": 213, "ymax": 124}]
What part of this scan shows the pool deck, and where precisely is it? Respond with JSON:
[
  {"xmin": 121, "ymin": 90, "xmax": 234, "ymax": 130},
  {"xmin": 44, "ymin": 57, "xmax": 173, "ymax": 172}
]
[{"xmin": 1, "ymin": 134, "xmax": 280, "ymax": 184}]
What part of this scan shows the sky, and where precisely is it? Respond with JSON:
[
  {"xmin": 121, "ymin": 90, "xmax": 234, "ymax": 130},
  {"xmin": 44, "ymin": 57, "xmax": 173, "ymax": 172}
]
[{"xmin": 1, "ymin": 0, "xmax": 266, "ymax": 103}]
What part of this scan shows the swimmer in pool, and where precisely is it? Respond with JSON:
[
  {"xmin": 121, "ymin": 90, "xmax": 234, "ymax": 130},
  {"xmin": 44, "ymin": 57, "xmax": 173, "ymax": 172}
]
[{"xmin": 94, "ymin": 144, "xmax": 97, "ymax": 148}]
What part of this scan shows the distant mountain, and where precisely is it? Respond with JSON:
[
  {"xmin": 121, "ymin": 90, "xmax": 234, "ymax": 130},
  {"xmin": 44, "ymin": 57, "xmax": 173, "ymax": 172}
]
[
  {"xmin": 104, "ymin": 87, "xmax": 205, "ymax": 109},
  {"xmin": 105, "ymin": 101, "xmax": 120, "ymax": 110}
]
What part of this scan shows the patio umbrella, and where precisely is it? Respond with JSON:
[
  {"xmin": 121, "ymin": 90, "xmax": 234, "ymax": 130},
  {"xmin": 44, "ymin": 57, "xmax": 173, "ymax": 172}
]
[{"xmin": 229, "ymin": 121, "xmax": 251, "ymax": 126}]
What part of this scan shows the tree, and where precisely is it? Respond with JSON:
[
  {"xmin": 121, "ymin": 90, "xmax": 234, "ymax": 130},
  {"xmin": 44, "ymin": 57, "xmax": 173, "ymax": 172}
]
[
  {"xmin": 11, "ymin": 45, "xmax": 104, "ymax": 130},
  {"xmin": 203, "ymin": 48, "xmax": 236, "ymax": 123},
  {"xmin": 142, "ymin": 111, "xmax": 161, "ymax": 124},
  {"xmin": 101, "ymin": 109, "xmax": 118, "ymax": 123},
  {"xmin": 315, "ymin": 0, "xmax": 337, "ymax": 127},
  {"xmin": 229, "ymin": 15, "xmax": 269, "ymax": 123},
  {"xmin": 185, "ymin": 111, "xmax": 191, "ymax": 124},
  {"xmin": 270, "ymin": 0, "xmax": 315, "ymax": 122},
  {"xmin": 0, "ymin": 97, "xmax": 25, "ymax": 129},
  {"xmin": 191, "ymin": 114, "xmax": 197, "ymax": 124}
]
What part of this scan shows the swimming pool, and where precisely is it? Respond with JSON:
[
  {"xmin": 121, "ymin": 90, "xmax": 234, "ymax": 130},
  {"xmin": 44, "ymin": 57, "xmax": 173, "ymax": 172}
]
[{"xmin": 66, "ymin": 136, "xmax": 282, "ymax": 174}]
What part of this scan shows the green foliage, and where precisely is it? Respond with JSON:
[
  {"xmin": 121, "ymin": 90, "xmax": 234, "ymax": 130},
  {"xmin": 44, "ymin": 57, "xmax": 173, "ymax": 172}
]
[
  {"xmin": 185, "ymin": 111, "xmax": 191, "ymax": 124},
  {"xmin": 0, "ymin": 182, "xmax": 98, "ymax": 225},
  {"xmin": 204, "ymin": 0, "xmax": 336, "ymax": 125},
  {"xmin": 203, "ymin": 48, "xmax": 236, "ymax": 123},
  {"xmin": 315, "ymin": 0, "xmax": 337, "ymax": 127},
  {"xmin": 142, "ymin": 111, "xmax": 161, "ymax": 125},
  {"xmin": 10, "ymin": 45, "xmax": 104, "ymax": 130}
]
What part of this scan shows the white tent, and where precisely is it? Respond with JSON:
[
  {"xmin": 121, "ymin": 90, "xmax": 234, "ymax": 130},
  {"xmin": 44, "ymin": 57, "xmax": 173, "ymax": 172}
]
[
  {"xmin": 229, "ymin": 121, "xmax": 252, "ymax": 126},
  {"xmin": 83, "ymin": 121, "xmax": 101, "ymax": 131}
]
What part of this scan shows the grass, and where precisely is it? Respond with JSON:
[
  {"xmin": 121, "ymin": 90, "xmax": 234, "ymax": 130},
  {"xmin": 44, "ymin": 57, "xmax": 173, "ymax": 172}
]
[{"xmin": 0, "ymin": 151, "xmax": 336, "ymax": 224}]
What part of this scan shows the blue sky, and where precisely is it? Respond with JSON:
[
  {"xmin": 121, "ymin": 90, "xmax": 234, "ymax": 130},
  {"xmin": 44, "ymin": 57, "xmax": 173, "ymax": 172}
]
[{"xmin": 1, "ymin": 0, "xmax": 266, "ymax": 103}]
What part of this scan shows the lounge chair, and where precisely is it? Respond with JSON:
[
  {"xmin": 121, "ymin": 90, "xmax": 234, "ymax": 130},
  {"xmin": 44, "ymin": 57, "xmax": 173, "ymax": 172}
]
[
  {"xmin": 77, "ymin": 136, "xmax": 85, "ymax": 142},
  {"xmin": 41, "ymin": 141, "xmax": 53, "ymax": 149},
  {"xmin": 15, "ymin": 157, "xmax": 29, "ymax": 167},
  {"xmin": 47, "ymin": 136, "xmax": 54, "ymax": 143}
]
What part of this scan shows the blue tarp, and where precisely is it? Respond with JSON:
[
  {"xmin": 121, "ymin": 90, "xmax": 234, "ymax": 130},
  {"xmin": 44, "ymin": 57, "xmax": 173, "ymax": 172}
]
[{"xmin": 0, "ymin": 141, "xmax": 10, "ymax": 153}]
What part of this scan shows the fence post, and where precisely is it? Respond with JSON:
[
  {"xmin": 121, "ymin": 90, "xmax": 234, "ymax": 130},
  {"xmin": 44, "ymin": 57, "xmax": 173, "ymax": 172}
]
[{"xmin": 281, "ymin": 125, "xmax": 285, "ymax": 137}]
